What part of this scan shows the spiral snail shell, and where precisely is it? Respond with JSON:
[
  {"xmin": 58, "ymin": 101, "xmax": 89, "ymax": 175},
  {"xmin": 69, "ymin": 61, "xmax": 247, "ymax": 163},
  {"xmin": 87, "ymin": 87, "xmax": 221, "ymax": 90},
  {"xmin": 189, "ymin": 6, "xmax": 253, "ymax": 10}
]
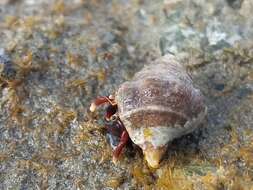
[{"xmin": 90, "ymin": 54, "xmax": 206, "ymax": 168}]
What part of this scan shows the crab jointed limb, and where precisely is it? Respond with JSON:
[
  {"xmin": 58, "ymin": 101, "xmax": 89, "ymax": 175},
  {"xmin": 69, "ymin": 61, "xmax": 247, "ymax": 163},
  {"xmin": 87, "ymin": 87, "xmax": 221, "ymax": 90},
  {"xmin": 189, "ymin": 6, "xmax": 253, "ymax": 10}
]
[
  {"xmin": 90, "ymin": 95, "xmax": 115, "ymax": 112},
  {"xmin": 90, "ymin": 95, "xmax": 130, "ymax": 162},
  {"xmin": 112, "ymin": 127, "xmax": 129, "ymax": 163}
]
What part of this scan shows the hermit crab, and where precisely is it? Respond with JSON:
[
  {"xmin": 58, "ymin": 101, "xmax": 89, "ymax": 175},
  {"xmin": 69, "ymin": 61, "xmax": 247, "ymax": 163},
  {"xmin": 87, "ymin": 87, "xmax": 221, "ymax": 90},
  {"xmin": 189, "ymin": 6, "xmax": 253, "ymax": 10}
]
[{"xmin": 90, "ymin": 54, "xmax": 206, "ymax": 168}]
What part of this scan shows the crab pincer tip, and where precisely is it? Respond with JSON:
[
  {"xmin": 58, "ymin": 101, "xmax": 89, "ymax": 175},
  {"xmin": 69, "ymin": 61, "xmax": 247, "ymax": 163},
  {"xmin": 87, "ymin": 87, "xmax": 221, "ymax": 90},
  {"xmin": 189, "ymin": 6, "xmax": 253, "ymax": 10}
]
[{"xmin": 90, "ymin": 102, "xmax": 97, "ymax": 112}]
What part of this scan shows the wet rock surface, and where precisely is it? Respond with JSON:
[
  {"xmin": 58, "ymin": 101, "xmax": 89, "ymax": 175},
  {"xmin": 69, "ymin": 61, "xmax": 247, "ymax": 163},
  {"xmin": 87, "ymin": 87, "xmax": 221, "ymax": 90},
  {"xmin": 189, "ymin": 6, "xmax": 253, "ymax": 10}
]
[{"xmin": 0, "ymin": 0, "xmax": 252, "ymax": 189}]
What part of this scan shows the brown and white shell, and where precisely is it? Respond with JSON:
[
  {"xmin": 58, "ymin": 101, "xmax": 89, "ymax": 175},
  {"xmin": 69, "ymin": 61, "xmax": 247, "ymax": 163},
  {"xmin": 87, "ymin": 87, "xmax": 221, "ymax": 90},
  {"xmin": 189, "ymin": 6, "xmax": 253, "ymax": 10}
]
[{"xmin": 115, "ymin": 54, "xmax": 206, "ymax": 168}]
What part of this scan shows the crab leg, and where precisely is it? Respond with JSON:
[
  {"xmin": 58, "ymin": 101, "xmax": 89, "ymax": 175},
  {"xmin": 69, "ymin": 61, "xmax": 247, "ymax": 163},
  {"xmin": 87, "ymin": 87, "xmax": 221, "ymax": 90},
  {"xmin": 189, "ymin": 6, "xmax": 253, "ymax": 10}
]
[
  {"xmin": 90, "ymin": 95, "xmax": 115, "ymax": 112},
  {"xmin": 112, "ymin": 119, "xmax": 129, "ymax": 162},
  {"xmin": 112, "ymin": 130, "xmax": 129, "ymax": 163}
]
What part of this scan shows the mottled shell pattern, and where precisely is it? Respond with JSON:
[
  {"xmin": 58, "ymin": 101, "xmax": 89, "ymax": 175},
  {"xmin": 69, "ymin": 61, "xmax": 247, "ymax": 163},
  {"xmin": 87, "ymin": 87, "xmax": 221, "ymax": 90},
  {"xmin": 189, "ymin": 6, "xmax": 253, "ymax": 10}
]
[{"xmin": 115, "ymin": 54, "xmax": 206, "ymax": 168}]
